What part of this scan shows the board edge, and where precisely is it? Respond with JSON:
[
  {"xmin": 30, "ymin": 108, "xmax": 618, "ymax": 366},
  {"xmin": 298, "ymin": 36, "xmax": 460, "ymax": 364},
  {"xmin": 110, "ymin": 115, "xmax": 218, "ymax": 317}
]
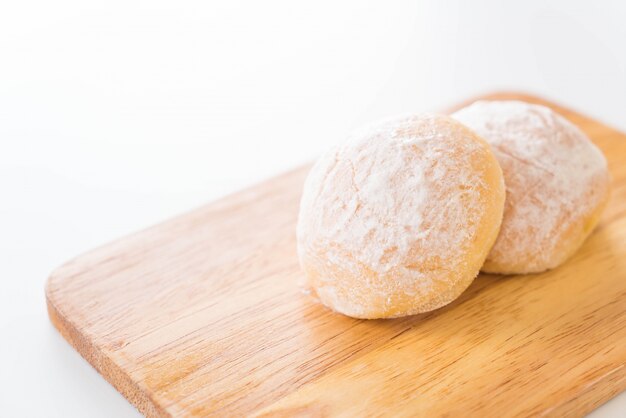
[{"xmin": 45, "ymin": 278, "xmax": 171, "ymax": 418}]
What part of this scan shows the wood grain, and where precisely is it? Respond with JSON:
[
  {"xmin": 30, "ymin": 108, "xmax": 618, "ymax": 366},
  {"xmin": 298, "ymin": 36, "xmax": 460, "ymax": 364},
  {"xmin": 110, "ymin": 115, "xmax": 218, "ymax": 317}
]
[{"xmin": 46, "ymin": 93, "xmax": 626, "ymax": 417}]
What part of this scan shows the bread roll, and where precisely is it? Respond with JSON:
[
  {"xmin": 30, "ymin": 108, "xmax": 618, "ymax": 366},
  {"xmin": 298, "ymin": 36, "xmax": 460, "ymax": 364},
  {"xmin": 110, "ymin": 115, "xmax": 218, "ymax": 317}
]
[
  {"xmin": 453, "ymin": 100, "xmax": 610, "ymax": 274},
  {"xmin": 296, "ymin": 114, "xmax": 505, "ymax": 318}
]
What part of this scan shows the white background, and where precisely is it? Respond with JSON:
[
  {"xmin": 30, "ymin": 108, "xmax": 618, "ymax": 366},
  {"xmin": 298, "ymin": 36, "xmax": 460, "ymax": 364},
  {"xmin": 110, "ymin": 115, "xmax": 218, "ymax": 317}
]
[{"xmin": 1, "ymin": 1, "xmax": 625, "ymax": 416}]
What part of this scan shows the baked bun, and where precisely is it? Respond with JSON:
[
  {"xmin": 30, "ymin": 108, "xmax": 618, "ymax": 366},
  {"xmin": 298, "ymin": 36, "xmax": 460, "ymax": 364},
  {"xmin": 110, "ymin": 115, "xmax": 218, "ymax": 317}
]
[
  {"xmin": 296, "ymin": 114, "xmax": 505, "ymax": 318},
  {"xmin": 453, "ymin": 100, "xmax": 610, "ymax": 274}
]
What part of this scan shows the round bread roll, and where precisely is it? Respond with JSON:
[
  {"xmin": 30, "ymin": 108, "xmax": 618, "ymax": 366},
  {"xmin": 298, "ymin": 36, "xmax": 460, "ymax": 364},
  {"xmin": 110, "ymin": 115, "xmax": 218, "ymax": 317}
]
[
  {"xmin": 296, "ymin": 114, "xmax": 505, "ymax": 319},
  {"xmin": 453, "ymin": 100, "xmax": 610, "ymax": 274}
]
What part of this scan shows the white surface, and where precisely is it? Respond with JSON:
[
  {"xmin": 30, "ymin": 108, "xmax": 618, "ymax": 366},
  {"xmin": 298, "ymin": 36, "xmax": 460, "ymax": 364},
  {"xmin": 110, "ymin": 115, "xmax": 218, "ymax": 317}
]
[{"xmin": 0, "ymin": 1, "xmax": 624, "ymax": 416}]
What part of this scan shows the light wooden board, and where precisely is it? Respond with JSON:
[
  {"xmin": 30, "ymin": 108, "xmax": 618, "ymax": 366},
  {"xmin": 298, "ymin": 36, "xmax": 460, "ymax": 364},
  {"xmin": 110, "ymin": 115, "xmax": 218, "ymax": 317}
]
[{"xmin": 46, "ymin": 93, "xmax": 626, "ymax": 417}]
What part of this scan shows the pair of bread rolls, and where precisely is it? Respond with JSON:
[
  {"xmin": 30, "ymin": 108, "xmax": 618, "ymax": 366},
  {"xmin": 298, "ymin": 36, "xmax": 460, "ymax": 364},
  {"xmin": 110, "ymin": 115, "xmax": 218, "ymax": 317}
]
[{"xmin": 296, "ymin": 101, "xmax": 610, "ymax": 319}]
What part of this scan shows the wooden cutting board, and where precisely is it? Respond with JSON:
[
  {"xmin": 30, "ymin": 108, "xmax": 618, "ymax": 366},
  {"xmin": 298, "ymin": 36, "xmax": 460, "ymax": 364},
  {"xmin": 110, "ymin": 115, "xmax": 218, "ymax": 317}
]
[{"xmin": 46, "ymin": 93, "xmax": 626, "ymax": 417}]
